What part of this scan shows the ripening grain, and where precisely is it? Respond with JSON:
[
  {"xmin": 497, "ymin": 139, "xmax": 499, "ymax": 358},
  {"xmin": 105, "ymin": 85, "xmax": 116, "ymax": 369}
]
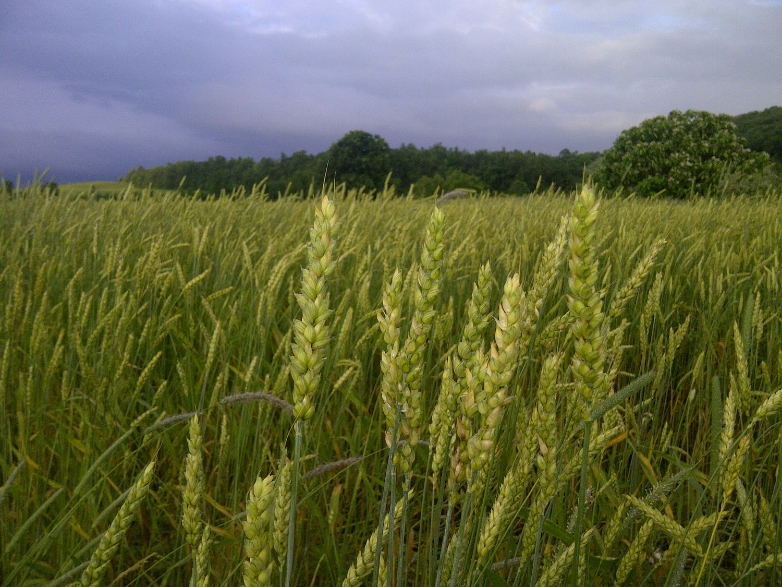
[{"xmin": 1, "ymin": 184, "xmax": 781, "ymax": 586}]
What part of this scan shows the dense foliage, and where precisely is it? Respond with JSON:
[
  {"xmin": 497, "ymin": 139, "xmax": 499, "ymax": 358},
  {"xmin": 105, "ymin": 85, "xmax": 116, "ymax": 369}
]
[
  {"xmin": 733, "ymin": 106, "xmax": 782, "ymax": 162},
  {"xmin": 327, "ymin": 131, "xmax": 392, "ymax": 191},
  {"xmin": 595, "ymin": 110, "xmax": 769, "ymax": 198},
  {"xmin": 121, "ymin": 132, "xmax": 599, "ymax": 197},
  {"xmin": 2, "ymin": 184, "xmax": 782, "ymax": 586}
]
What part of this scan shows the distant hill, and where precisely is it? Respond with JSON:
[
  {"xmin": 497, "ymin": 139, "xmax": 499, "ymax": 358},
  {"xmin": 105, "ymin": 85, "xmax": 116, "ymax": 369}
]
[{"xmin": 734, "ymin": 106, "xmax": 782, "ymax": 162}]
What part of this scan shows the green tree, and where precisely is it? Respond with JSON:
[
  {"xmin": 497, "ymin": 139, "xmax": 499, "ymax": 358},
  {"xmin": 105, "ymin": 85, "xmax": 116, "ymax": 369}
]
[
  {"xmin": 327, "ymin": 130, "xmax": 392, "ymax": 191},
  {"xmin": 596, "ymin": 110, "xmax": 769, "ymax": 198},
  {"xmin": 733, "ymin": 105, "xmax": 782, "ymax": 162}
]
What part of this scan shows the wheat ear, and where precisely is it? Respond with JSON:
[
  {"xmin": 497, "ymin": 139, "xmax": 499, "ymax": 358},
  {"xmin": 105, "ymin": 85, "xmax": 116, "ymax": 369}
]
[
  {"xmin": 341, "ymin": 490, "xmax": 410, "ymax": 587},
  {"xmin": 467, "ymin": 273, "xmax": 524, "ymax": 474},
  {"xmin": 430, "ymin": 263, "xmax": 494, "ymax": 479},
  {"xmin": 194, "ymin": 524, "xmax": 213, "ymax": 587},
  {"xmin": 273, "ymin": 458, "xmax": 292, "ymax": 571},
  {"xmin": 568, "ymin": 185, "xmax": 606, "ymax": 417},
  {"xmin": 284, "ymin": 196, "xmax": 338, "ymax": 586},
  {"xmin": 733, "ymin": 321, "xmax": 752, "ymax": 416},
  {"xmin": 395, "ymin": 206, "xmax": 445, "ymax": 472},
  {"xmin": 378, "ymin": 269, "xmax": 404, "ymax": 449},
  {"xmin": 716, "ymin": 373, "xmax": 738, "ymax": 496},
  {"xmin": 454, "ymin": 262, "xmax": 494, "ymax": 381},
  {"xmin": 722, "ymin": 434, "xmax": 751, "ymax": 503},
  {"xmin": 613, "ymin": 519, "xmax": 654, "ymax": 586},
  {"xmin": 429, "ymin": 357, "xmax": 457, "ymax": 481},
  {"xmin": 444, "ymin": 274, "xmax": 524, "ymax": 586},
  {"xmin": 290, "ymin": 195, "xmax": 337, "ymax": 421},
  {"xmin": 750, "ymin": 387, "xmax": 782, "ymax": 427},
  {"xmin": 536, "ymin": 528, "xmax": 594, "ymax": 587},
  {"xmin": 182, "ymin": 414, "xmax": 205, "ymax": 550},
  {"xmin": 608, "ymin": 238, "xmax": 665, "ymax": 321},
  {"xmin": 566, "ymin": 185, "xmax": 607, "ymax": 584},
  {"xmin": 748, "ymin": 552, "xmax": 782, "ymax": 574},
  {"xmin": 624, "ymin": 495, "xmax": 702, "ymax": 556},
  {"xmin": 516, "ymin": 214, "xmax": 569, "ymax": 358},
  {"xmin": 517, "ymin": 354, "xmax": 562, "ymax": 568},
  {"xmin": 243, "ymin": 473, "xmax": 276, "ymax": 587},
  {"xmin": 476, "ymin": 423, "xmax": 537, "ymax": 565},
  {"xmin": 80, "ymin": 460, "xmax": 155, "ymax": 587}
]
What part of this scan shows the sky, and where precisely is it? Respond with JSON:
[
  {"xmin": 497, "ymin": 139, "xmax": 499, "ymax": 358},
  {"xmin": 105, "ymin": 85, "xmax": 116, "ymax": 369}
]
[{"xmin": 2, "ymin": 0, "xmax": 781, "ymax": 184}]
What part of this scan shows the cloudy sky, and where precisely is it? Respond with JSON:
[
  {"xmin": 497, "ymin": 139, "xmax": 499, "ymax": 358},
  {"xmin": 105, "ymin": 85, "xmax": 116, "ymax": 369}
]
[{"xmin": 2, "ymin": 0, "xmax": 781, "ymax": 183}]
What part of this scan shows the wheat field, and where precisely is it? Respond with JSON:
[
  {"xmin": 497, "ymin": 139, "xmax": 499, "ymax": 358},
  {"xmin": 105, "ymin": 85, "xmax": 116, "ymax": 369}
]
[{"xmin": 1, "ymin": 183, "xmax": 782, "ymax": 586}]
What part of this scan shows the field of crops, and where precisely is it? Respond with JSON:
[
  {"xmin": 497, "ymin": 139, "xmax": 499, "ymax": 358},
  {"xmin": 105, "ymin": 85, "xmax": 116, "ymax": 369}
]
[{"xmin": 1, "ymin": 184, "xmax": 782, "ymax": 586}]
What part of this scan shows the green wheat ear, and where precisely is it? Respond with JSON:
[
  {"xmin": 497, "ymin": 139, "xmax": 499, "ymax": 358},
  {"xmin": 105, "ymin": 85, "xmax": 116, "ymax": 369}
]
[
  {"xmin": 194, "ymin": 524, "xmax": 213, "ymax": 587},
  {"xmin": 430, "ymin": 262, "xmax": 493, "ymax": 479},
  {"xmin": 467, "ymin": 272, "xmax": 524, "ymax": 475},
  {"xmin": 397, "ymin": 205, "xmax": 445, "ymax": 473},
  {"xmin": 378, "ymin": 268, "xmax": 404, "ymax": 450},
  {"xmin": 273, "ymin": 458, "xmax": 293, "ymax": 570},
  {"xmin": 290, "ymin": 195, "xmax": 338, "ymax": 421},
  {"xmin": 243, "ymin": 473, "xmax": 276, "ymax": 587},
  {"xmin": 80, "ymin": 460, "xmax": 155, "ymax": 587},
  {"xmin": 340, "ymin": 491, "xmax": 411, "ymax": 587},
  {"xmin": 283, "ymin": 195, "xmax": 339, "ymax": 587},
  {"xmin": 182, "ymin": 414, "xmax": 205, "ymax": 550},
  {"xmin": 568, "ymin": 184, "xmax": 606, "ymax": 417}
]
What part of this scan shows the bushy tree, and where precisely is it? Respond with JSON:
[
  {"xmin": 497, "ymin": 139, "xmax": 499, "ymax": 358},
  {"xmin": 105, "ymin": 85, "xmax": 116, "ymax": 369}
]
[
  {"xmin": 327, "ymin": 130, "xmax": 392, "ymax": 191},
  {"xmin": 596, "ymin": 110, "xmax": 769, "ymax": 198}
]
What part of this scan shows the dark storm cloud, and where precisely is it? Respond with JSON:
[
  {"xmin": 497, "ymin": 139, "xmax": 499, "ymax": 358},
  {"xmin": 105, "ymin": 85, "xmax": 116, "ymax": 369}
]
[{"xmin": 2, "ymin": 0, "xmax": 781, "ymax": 182}]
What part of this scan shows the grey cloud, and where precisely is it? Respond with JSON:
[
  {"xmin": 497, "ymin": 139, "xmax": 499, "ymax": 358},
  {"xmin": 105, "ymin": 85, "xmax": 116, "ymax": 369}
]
[{"xmin": 2, "ymin": 0, "xmax": 780, "ymax": 182}]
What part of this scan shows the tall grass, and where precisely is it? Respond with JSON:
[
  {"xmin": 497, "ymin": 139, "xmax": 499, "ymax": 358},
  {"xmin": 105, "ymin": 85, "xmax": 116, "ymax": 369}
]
[{"xmin": 1, "ymin": 183, "xmax": 781, "ymax": 585}]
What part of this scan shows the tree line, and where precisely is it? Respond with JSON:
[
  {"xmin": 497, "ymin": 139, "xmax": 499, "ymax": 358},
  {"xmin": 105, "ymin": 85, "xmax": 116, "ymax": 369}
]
[
  {"xmin": 121, "ymin": 106, "xmax": 781, "ymax": 198},
  {"xmin": 121, "ymin": 136, "xmax": 600, "ymax": 197}
]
